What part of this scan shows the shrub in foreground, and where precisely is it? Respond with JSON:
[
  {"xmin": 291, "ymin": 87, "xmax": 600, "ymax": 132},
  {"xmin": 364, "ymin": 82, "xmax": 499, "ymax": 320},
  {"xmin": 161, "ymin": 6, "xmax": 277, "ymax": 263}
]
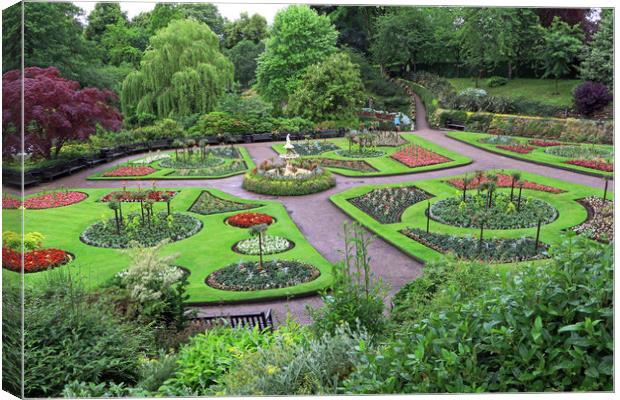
[{"xmin": 343, "ymin": 235, "xmax": 613, "ymax": 393}]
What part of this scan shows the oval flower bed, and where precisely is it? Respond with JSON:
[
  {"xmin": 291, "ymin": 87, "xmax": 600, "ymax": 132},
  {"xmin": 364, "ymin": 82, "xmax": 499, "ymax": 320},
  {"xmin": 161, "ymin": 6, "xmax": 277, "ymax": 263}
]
[
  {"xmin": 81, "ymin": 212, "xmax": 202, "ymax": 248},
  {"xmin": 390, "ymin": 145, "xmax": 451, "ymax": 168},
  {"xmin": 100, "ymin": 190, "xmax": 177, "ymax": 202},
  {"xmin": 430, "ymin": 194, "xmax": 558, "ymax": 230},
  {"xmin": 103, "ymin": 166, "xmax": 157, "ymax": 177},
  {"xmin": 528, "ymin": 140, "xmax": 563, "ymax": 147},
  {"xmin": 20, "ymin": 192, "xmax": 87, "ymax": 209},
  {"xmin": 2, "ymin": 194, "xmax": 21, "ymax": 209},
  {"xmin": 226, "ymin": 212, "xmax": 274, "ymax": 228},
  {"xmin": 233, "ymin": 235, "xmax": 293, "ymax": 255},
  {"xmin": 401, "ymin": 228, "xmax": 548, "ymax": 263},
  {"xmin": 565, "ymin": 159, "xmax": 613, "ymax": 172},
  {"xmin": 206, "ymin": 260, "xmax": 320, "ymax": 291},
  {"xmin": 496, "ymin": 144, "xmax": 535, "ymax": 154},
  {"xmin": 2, "ymin": 247, "xmax": 72, "ymax": 273}
]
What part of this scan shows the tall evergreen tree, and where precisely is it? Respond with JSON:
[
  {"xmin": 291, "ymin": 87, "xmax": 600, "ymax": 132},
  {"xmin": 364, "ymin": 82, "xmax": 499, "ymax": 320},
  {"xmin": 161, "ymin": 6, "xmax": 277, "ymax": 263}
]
[
  {"xmin": 580, "ymin": 9, "xmax": 613, "ymax": 88},
  {"xmin": 121, "ymin": 19, "xmax": 233, "ymax": 119}
]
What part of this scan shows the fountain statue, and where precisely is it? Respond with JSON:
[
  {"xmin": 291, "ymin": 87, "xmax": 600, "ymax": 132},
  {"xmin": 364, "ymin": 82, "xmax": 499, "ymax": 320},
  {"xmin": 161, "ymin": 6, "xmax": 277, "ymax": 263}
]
[{"xmin": 280, "ymin": 134, "xmax": 299, "ymax": 174}]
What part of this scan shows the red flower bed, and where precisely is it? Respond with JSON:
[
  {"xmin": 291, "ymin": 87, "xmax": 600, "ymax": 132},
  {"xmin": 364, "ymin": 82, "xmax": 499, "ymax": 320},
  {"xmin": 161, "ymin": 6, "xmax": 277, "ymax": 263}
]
[
  {"xmin": 565, "ymin": 159, "xmax": 614, "ymax": 172},
  {"xmin": 103, "ymin": 166, "xmax": 156, "ymax": 177},
  {"xmin": 100, "ymin": 190, "xmax": 177, "ymax": 202},
  {"xmin": 2, "ymin": 194, "xmax": 21, "ymax": 209},
  {"xmin": 390, "ymin": 146, "xmax": 451, "ymax": 167},
  {"xmin": 496, "ymin": 144, "xmax": 535, "ymax": 154},
  {"xmin": 447, "ymin": 173, "xmax": 563, "ymax": 193},
  {"xmin": 528, "ymin": 140, "xmax": 563, "ymax": 147},
  {"xmin": 2, "ymin": 247, "xmax": 71, "ymax": 273},
  {"xmin": 23, "ymin": 191, "xmax": 87, "ymax": 209},
  {"xmin": 226, "ymin": 212, "xmax": 274, "ymax": 228}
]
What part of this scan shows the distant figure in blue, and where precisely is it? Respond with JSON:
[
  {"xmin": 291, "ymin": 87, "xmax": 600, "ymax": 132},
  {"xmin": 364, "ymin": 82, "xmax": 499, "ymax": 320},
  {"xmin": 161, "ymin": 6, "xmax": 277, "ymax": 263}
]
[{"xmin": 394, "ymin": 113, "xmax": 401, "ymax": 131}]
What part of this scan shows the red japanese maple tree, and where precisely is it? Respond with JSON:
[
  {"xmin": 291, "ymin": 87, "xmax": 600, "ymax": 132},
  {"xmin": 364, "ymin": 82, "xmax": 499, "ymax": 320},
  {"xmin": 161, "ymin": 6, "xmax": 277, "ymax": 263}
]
[{"xmin": 2, "ymin": 66, "xmax": 122, "ymax": 158}]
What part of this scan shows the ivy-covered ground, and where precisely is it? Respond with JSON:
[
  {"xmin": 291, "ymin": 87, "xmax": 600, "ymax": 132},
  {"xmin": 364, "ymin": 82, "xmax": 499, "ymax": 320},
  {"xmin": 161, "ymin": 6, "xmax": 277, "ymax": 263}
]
[
  {"xmin": 2, "ymin": 188, "xmax": 332, "ymax": 304},
  {"xmin": 447, "ymin": 131, "xmax": 613, "ymax": 177},
  {"xmin": 272, "ymin": 133, "xmax": 471, "ymax": 176},
  {"xmin": 88, "ymin": 146, "xmax": 255, "ymax": 180},
  {"xmin": 330, "ymin": 170, "xmax": 612, "ymax": 267}
]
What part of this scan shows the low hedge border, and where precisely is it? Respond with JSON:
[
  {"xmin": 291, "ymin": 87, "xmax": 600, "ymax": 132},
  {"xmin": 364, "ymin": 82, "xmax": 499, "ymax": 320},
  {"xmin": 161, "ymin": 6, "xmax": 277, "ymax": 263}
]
[{"xmin": 242, "ymin": 170, "xmax": 336, "ymax": 196}]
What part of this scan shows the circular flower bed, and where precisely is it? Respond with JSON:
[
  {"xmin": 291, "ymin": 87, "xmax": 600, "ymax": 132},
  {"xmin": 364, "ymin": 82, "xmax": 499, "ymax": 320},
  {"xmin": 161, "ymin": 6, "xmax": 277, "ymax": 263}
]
[
  {"xmin": 430, "ymin": 193, "xmax": 558, "ymax": 229},
  {"xmin": 206, "ymin": 260, "xmax": 320, "ymax": 291},
  {"xmin": 2, "ymin": 247, "xmax": 72, "ymax": 273},
  {"xmin": 226, "ymin": 212, "xmax": 274, "ymax": 228},
  {"xmin": 81, "ymin": 212, "xmax": 202, "ymax": 248},
  {"xmin": 233, "ymin": 235, "xmax": 293, "ymax": 255},
  {"xmin": 243, "ymin": 164, "xmax": 335, "ymax": 196},
  {"xmin": 103, "ymin": 166, "xmax": 157, "ymax": 177},
  {"xmin": 21, "ymin": 192, "xmax": 87, "ymax": 209},
  {"xmin": 335, "ymin": 149, "xmax": 385, "ymax": 158}
]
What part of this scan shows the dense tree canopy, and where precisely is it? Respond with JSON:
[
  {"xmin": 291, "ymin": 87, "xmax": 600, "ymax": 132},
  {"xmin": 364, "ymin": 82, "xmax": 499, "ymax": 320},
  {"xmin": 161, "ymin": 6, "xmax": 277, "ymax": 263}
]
[
  {"xmin": 2, "ymin": 67, "xmax": 122, "ymax": 158},
  {"xmin": 538, "ymin": 17, "xmax": 584, "ymax": 93},
  {"xmin": 120, "ymin": 19, "xmax": 233, "ymax": 119},
  {"xmin": 580, "ymin": 9, "xmax": 613, "ymax": 88},
  {"xmin": 85, "ymin": 3, "xmax": 128, "ymax": 43},
  {"xmin": 227, "ymin": 40, "xmax": 265, "ymax": 88},
  {"xmin": 224, "ymin": 12, "xmax": 268, "ymax": 49},
  {"xmin": 314, "ymin": 6, "xmax": 385, "ymax": 55},
  {"xmin": 288, "ymin": 53, "xmax": 364, "ymax": 123},
  {"xmin": 256, "ymin": 5, "xmax": 338, "ymax": 107}
]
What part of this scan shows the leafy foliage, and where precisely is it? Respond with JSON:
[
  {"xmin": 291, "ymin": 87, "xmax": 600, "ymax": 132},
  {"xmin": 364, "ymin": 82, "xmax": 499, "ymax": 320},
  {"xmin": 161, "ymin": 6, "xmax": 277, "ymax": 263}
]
[
  {"xmin": 256, "ymin": 5, "xmax": 338, "ymax": 107},
  {"xmin": 538, "ymin": 17, "xmax": 584, "ymax": 94},
  {"xmin": 344, "ymin": 235, "xmax": 613, "ymax": 392},
  {"xmin": 121, "ymin": 19, "xmax": 233, "ymax": 119},
  {"xmin": 572, "ymin": 81, "xmax": 612, "ymax": 116},
  {"xmin": 579, "ymin": 9, "xmax": 613, "ymax": 87},
  {"xmin": 2, "ymin": 67, "xmax": 122, "ymax": 158},
  {"xmin": 288, "ymin": 53, "xmax": 365, "ymax": 124},
  {"xmin": 226, "ymin": 40, "xmax": 265, "ymax": 88}
]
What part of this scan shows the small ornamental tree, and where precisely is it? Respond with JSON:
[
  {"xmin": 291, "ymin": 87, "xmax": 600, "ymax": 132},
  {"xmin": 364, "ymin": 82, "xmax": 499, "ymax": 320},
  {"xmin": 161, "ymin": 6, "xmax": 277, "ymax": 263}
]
[
  {"xmin": 573, "ymin": 81, "xmax": 612, "ymax": 116},
  {"xmin": 2, "ymin": 67, "xmax": 122, "ymax": 158}
]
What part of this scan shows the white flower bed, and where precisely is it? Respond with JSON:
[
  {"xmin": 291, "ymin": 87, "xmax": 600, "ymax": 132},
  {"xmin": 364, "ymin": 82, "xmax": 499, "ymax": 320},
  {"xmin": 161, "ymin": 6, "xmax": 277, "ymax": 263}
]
[
  {"xmin": 235, "ymin": 235, "xmax": 292, "ymax": 255},
  {"xmin": 132, "ymin": 153, "xmax": 170, "ymax": 164}
]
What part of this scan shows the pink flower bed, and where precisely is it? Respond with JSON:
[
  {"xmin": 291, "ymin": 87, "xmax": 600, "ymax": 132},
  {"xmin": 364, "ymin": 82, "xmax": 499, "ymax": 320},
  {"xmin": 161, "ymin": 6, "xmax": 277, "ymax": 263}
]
[
  {"xmin": 447, "ymin": 173, "xmax": 563, "ymax": 193},
  {"xmin": 528, "ymin": 140, "xmax": 563, "ymax": 147},
  {"xmin": 565, "ymin": 159, "xmax": 613, "ymax": 172},
  {"xmin": 100, "ymin": 190, "xmax": 177, "ymax": 202},
  {"xmin": 390, "ymin": 146, "xmax": 451, "ymax": 168},
  {"xmin": 3, "ymin": 192, "xmax": 87, "ymax": 209},
  {"xmin": 496, "ymin": 144, "xmax": 536, "ymax": 154},
  {"xmin": 103, "ymin": 166, "xmax": 156, "ymax": 177}
]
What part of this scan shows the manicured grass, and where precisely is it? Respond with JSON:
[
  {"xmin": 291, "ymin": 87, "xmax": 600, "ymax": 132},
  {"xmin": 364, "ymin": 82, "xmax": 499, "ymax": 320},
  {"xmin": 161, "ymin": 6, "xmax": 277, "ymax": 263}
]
[
  {"xmin": 448, "ymin": 78, "xmax": 581, "ymax": 107},
  {"xmin": 88, "ymin": 146, "xmax": 255, "ymax": 180},
  {"xmin": 2, "ymin": 188, "xmax": 333, "ymax": 304},
  {"xmin": 447, "ymin": 131, "xmax": 614, "ymax": 178},
  {"xmin": 330, "ymin": 170, "xmax": 611, "ymax": 269},
  {"xmin": 272, "ymin": 133, "xmax": 471, "ymax": 177}
]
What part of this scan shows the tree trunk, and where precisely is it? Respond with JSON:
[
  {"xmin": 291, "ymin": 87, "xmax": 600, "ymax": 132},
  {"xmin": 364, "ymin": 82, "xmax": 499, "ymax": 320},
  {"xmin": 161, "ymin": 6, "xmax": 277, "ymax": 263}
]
[
  {"xmin": 258, "ymin": 233, "xmax": 264, "ymax": 271},
  {"xmin": 517, "ymin": 186, "xmax": 523, "ymax": 211},
  {"xmin": 510, "ymin": 180, "xmax": 515, "ymax": 201},
  {"xmin": 534, "ymin": 219, "xmax": 542, "ymax": 251}
]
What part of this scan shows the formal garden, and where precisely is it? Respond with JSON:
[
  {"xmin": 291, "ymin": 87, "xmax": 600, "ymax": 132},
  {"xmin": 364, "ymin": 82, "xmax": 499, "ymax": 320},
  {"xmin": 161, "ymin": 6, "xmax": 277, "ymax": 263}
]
[{"xmin": 1, "ymin": 2, "xmax": 615, "ymax": 398}]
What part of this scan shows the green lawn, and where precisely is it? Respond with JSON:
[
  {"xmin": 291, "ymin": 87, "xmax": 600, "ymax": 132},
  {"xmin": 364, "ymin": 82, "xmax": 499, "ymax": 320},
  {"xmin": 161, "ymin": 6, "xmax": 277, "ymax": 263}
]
[
  {"xmin": 448, "ymin": 78, "xmax": 581, "ymax": 108},
  {"xmin": 88, "ymin": 146, "xmax": 255, "ymax": 180},
  {"xmin": 330, "ymin": 170, "xmax": 610, "ymax": 270},
  {"xmin": 447, "ymin": 131, "xmax": 613, "ymax": 178},
  {"xmin": 2, "ymin": 188, "xmax": 333, "ymax": 304},
  {"xmin": 272, "ymin": 133, "xmax": 471, "ymax": 177}
]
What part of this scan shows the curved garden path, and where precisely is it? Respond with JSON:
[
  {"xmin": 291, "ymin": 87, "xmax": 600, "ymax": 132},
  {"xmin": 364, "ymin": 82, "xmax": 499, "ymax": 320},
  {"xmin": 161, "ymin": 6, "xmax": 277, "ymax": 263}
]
[{"xmin": 18, "ymin": 93, "xmax": 613, "ymax": 325}]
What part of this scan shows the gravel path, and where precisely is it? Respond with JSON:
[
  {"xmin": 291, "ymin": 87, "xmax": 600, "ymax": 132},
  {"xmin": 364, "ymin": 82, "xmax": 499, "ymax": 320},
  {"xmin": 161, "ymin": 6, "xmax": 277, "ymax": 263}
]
[{"xmin": 13, "ymin": 93, "xmax": 613, "ymax": 325}]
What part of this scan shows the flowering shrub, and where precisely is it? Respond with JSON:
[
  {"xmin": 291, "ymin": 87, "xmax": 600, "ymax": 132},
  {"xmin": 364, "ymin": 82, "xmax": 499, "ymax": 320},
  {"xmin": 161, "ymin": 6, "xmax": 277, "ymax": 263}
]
[
  {"xmin": 188, "ymin": 191, "xmax": 260, "ymax": 215},
  {"xmin": 447, "ymin": 173, "xmax": 563, "ymax": 193},
  {"xmin": 3, "ymin": 247, "xmax": 71, "ymax": 273},
  {"xmin": 226, "ymin": 212, "xmax": 274, "ymax": 228},
  {"xmin": 315, "ymin": 158, "xmax": 377, "ymax": 173},
  {"xmin": 206, "ymin": 260, "xmax": 320, "ymax": 291},
  {"xmin": 234, "ymin": 235, "xmax": 292, "ymax": 255},
  {"xmin": 430, "ymin": 194, "xmax": 558, "ymax": 229},
  {"xmin": 101, "ymin": 190, "xmax": 176, "ymax": 202},
  {"xmin": 5, "ymin": 191, "xmax": 88, "ymax": 209},
  {"xmin": 573, "ymin": 197, "xmax": 613, "ymax": 241},
  {"xmin": 401, "ymin": 228, "xmax": 547, "ymax": 262},
  {"xmin": 390, "ymin": 145, "xmax": 450, "ymax": 168},
  {"xmin": 349, "ymin": 186, "xmax": 431, "ymax": 224},
  {"xmin": 103, "ymin": 166, "xmax": 156, "ymax": 177},
  {"xmin": 496, "ymin": 144, "xmax": 535, "ymax": 154},
  {"xmin": 528, "ymin": 140, "xmax": 563, "ymax": 147},
  {"xmin": 565, "ymin": 159, "xmax": 613, "ymax": 172},
  {"xmin": 2, "ymin": 194, "xmax": 21, "ymax": 209},
  {"xmin": 81, "ymin": 212, "xmax": 202, "ymax": 248}
]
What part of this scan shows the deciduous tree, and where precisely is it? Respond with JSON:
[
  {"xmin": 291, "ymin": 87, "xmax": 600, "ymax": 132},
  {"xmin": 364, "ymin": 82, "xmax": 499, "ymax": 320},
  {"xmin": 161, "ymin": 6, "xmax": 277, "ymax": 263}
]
[
  {"xmin": 538, "ymin": 17, "xmax": 584, "ymax": 94},
  {"xmin": 580, "ymin": 9, "xmax": 613, "ymax": 88}
]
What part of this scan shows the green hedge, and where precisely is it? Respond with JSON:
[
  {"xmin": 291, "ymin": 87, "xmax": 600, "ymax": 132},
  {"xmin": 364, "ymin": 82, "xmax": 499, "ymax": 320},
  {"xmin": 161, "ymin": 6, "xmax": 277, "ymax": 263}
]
[{"xmin": 242, "ymin": 170, "xmax": 336, "ymax": 196}]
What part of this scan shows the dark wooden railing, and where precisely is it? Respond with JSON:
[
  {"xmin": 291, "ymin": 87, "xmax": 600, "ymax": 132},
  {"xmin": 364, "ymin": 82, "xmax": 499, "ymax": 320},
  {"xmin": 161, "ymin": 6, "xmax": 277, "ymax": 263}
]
[{"xmin": 190, "ymin": 309, "xmax": 274, "ymax": 331}]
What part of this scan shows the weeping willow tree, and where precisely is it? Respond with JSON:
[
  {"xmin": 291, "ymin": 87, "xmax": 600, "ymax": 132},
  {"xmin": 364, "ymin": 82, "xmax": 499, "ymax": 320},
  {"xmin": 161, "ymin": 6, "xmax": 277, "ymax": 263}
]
[{"xmin": 121, "ymin": 19, "xmax": 233, "ymax": 119}]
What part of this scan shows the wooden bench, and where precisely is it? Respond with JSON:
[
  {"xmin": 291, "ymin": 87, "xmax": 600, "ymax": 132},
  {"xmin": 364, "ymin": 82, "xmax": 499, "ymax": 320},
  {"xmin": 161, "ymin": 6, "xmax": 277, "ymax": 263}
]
[
  {"xmin": 445, "ymin": 121, "xmax": 466, "ymax": 131},
  {"xmin": 191, "ymin": 309, "xmax": 274, "ymax": 332}
]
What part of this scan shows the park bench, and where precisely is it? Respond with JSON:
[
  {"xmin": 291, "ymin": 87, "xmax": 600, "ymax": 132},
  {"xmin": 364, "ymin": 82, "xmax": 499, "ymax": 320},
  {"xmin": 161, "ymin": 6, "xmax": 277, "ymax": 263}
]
[
  {"xmin": 206, "ymin": 136, "xmax": 221, "ymax": 145},
  {"xmin": 444, "ymin": 119, "xmax": 466, "ymax": 131},
  {"xmin": 251, "ymin": 133, "xmax": 273, "ymax": 142},
  {"xmin": 148, "ymin": 139, "xmax": 169, "ymax": 150},
  {"xmin": 2, "ymin": 169, "xmax": 40, "ymax": 188},
  {"xmin": 190, "ymin": 309, "xmax": 274, "ymax": 332}
]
